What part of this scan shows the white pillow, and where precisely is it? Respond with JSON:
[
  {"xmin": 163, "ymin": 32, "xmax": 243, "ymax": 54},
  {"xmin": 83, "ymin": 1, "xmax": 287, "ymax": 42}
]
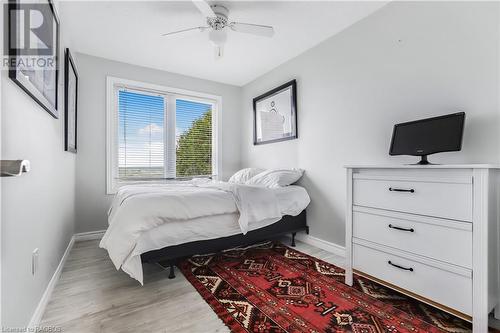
[
  {"xmin": 228, "ymin": 168, "xmax": 265, "ymax": 184},
  {"xmin": 246, "ymin": 168, "xmax": 304, "ymax": 188}
]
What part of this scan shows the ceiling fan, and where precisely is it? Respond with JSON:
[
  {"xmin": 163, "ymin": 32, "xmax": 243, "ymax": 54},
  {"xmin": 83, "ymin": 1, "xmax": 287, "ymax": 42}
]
[{"xmin": 162, "ymin": 0, "xmax": 275, "ymax": 58}]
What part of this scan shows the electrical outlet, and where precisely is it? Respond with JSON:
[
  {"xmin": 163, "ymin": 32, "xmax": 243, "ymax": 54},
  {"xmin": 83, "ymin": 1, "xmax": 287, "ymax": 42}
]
[{"xmin": 32, "ymin": 248, "xmax": 39, "ymax": 276}]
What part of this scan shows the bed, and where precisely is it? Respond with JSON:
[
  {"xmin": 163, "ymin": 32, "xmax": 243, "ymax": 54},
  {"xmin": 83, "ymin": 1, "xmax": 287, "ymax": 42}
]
[{"xmin": 100, "ymin": 180, "xmax": 310, "ymax": 284}]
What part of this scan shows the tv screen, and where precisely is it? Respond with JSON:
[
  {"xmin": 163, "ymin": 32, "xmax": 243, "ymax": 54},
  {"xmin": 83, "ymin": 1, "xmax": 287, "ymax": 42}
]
[{"xmin": 389, "ymin": 112, "xmax": 465, "ymax": 160}]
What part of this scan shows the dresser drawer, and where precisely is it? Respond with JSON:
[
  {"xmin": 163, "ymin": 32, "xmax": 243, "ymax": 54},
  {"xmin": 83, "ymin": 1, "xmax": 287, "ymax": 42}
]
[
  {"xmin": 353, "ymin": 243, "xmax": 472, "ymax": 315},
  {"xmin": 353, "ymin": 176, "xmax": 472, "ymax": 221},
  {"xmin": 353, "ymin": 208, "xmax": 472, "ymax": 268}
]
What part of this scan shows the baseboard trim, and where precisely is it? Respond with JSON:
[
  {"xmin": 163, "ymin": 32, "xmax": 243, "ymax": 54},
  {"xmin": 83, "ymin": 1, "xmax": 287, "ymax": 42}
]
[
  {"xmin": 295, "ymin": 234, "xmax": 346, "ymax": 258},
  {"xmin": 27, "ymin": 229, "xmax": 105, "ymax": 328},
  {"xmin": 28, "ymin": 235, "xmax": 75, "ymax": 329},
  {"xmin": 74, "ymin": 230, "xmax": 106, "ymax": 241}
]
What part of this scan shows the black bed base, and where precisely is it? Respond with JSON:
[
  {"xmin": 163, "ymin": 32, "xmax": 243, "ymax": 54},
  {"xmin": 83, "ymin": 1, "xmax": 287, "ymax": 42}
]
[{"xmin": 141, "ymin": 210, "xmax": 308, "ymax": 279}]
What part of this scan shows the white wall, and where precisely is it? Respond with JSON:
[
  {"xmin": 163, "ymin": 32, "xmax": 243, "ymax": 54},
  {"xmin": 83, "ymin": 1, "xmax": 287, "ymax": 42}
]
[
  {"xmin": 1, "ymin": 1, "xmax": 76, "ymax": 326},
  {"xmin": 241, "ymin": 1, "xmax": 500, "ymax": 246},
  {"xmin": 75, "ymin": 54, "xmax": 242, "ymax": 233}
]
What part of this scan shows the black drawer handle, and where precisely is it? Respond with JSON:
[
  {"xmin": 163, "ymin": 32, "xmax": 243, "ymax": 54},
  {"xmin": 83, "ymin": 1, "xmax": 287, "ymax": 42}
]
[
  {"xmin": 388, "ymin": 224, "xmax": 414, "ymax": 232},
  {"xmin": 388, "ymin": 260, "xmax": 414, "ymax": 272},
  {"xmin": 389, "ymin": 187, "xmax": 415, "ymax": 193}
]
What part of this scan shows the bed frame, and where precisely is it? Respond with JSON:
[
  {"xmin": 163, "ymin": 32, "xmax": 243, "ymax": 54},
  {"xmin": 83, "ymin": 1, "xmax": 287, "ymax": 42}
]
[{"xmin": 140, "ymin": 210, "xmax": 308, "ymax": 279}]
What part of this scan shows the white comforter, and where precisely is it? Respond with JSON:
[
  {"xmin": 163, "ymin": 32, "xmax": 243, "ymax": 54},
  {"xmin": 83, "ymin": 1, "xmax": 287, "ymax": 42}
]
[{"xmin": 100, "ymin": 181, "xmax": 285, "ymax": 284}]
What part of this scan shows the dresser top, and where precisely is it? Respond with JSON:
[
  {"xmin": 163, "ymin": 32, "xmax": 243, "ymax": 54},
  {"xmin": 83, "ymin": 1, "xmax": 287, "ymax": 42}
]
[{"xmin": 344, "ymin": 164, "xmax": 500, "ymax": 169}]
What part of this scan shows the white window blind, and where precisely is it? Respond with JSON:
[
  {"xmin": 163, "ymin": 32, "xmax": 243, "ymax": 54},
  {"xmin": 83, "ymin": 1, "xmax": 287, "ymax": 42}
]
[
  {"xmin": 110, "ymin": 81, "xmax": 217, "ymax": 190},
  {"xmin": 118, "ymin": 89, "xmax": 165, "ymax": 179}
]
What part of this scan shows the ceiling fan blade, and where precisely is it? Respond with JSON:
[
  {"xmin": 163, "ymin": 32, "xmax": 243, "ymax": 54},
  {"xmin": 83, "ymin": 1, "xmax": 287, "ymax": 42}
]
[
  {"xmin": 230, "ymin": 22, "xmax": 274, "ymax": 37},
  {"xmin": 192, "ymin": 0, "xmax": 216, "ymax": 18},
  {"xmin": 161, "ymin": 26, "xmax": 207, "ymax": 37}
]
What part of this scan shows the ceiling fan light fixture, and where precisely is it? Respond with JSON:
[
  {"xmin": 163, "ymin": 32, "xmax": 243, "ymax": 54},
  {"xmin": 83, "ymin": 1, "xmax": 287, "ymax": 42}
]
[{"xmin": 209, "ymin": 29, "xmax": 227, "ymax": 47}]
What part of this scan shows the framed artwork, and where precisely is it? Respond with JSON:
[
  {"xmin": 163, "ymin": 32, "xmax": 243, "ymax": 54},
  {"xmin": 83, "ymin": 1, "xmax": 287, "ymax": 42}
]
[
  {"xmin": 8, "ymin": 0, "xmax": 60, "ymax": 118},
  {"xmin": 253, "ymin": 79, "xmax": 297, "ymax": 145},
  {"xmin": 64, "ymin": 48, "xmax": 78, "ymax": 153}
]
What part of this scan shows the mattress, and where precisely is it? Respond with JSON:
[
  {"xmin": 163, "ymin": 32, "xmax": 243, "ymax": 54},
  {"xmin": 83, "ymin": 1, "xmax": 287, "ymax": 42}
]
[{"xmin": 133, "ymin": 185, "xmax": 310, "ymax": 256}]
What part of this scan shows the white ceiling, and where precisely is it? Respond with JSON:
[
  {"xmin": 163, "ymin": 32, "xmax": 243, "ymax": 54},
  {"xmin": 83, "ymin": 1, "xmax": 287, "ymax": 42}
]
[{"xmin": 60, "ymin": 1, "xmax": 387, "ymax": 86}]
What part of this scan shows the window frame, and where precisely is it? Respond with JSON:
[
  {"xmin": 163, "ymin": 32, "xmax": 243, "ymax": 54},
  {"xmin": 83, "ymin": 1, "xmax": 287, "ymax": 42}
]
[{"xmin": 106, "ymin": 76, "xmax": 222, "ymax": 194}]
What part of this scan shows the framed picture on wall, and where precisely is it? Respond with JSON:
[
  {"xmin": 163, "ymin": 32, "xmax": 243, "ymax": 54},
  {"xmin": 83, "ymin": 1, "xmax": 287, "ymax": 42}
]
[
  {"xmin": 8, "ymin": 0, "xmax": 60, "ymax": 118},
  {"xmin": 64, "ymin": 48, "xmax": 78, "ymax": 153},
  {"xmin": 253, "ymin": 79, "xmax": 297, "ymax": 145}
]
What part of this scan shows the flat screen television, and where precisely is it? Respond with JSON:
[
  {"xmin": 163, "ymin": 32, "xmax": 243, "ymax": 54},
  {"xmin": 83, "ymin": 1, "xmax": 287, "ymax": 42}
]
[{"xmin": 389, "ymin": 112, "xmax": 465, "ymax": 165}]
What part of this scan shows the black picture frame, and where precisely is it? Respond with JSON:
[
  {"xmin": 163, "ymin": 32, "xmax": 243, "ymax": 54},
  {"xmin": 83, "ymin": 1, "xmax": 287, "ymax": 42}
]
[
  {"xmin": 253, "ymin": 79, "xmax": 298, "ymax": 145},
  {"xmin": 64, "ymin": 48, "xmax": 78, "ymax": 153},
  {"xmin": 8, "ymin": 0, "xmax": 60, "ymax": 118}
]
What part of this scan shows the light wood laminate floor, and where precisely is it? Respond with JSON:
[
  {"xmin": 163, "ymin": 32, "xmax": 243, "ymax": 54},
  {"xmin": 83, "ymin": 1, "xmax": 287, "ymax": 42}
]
[{"xmin": 41, "ymin": 238, "xmax": 344, "ymax": 333}]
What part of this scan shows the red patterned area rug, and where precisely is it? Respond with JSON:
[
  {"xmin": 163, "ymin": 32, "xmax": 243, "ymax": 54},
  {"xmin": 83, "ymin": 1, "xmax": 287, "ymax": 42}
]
[{"xmin": 178, "ymin": 241, "xmax": 496, "ymax": 333}]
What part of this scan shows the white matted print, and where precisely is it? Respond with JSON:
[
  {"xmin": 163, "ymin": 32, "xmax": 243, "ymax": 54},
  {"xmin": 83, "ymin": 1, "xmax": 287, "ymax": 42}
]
[{"xmin": 253, "ymin": 80, "xmax": 297, "ymax": 145}]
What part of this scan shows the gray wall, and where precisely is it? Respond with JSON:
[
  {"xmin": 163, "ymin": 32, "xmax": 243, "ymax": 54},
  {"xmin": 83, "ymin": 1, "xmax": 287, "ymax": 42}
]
[
  {"xmin": 1, "ymin": 1, "xmax": 76, "ymax": 326},
  {"xmin": 240, "ymin": 1, "xmax": 500, "ymax": 246},
  {"xmin": 75, "ymin": 54, "xmax": 242, "ymax": 233},
  {"xmin": 3, "ymin": 0, "xmax": 498, "ymax": 327}
]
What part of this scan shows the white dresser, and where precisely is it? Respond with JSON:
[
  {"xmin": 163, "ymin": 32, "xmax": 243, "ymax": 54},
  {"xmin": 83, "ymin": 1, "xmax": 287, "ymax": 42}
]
[{"xmin": 345, "ymin": 165, "xmax": 500, "ymax": 332}]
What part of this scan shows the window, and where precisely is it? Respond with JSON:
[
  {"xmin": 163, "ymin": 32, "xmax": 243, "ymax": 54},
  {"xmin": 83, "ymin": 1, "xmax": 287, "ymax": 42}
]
[
  {"xmin": 118, "ymin": 90, "xmax": 165, "ymax": 179},
  {"xmin": 107, "ymin": 77, "xmax": 220, "ymax": 193},
  {"xmin": 175, "ymin": 99, "xmax": 213, "ymax": 178}
]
